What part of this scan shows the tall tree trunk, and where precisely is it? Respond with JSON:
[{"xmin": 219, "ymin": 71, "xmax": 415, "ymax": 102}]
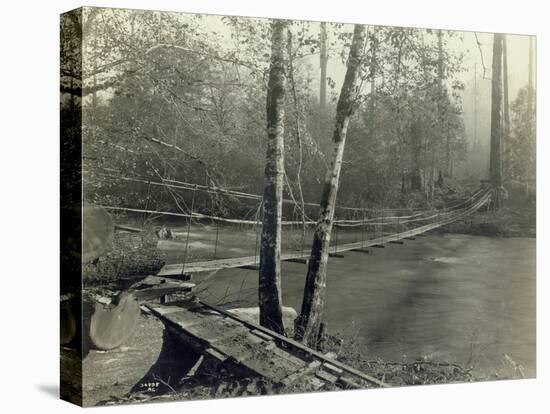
[
  {"xmin": 319, "ymin": 22, "xmax": 328, "ymax": 108},
  {"xmin": 489, "ymin": 33, "xmax": 503, "ymax": 208},
  {"xmin": 295, "ymin": 24, "xmax": 367, "ymax": 346},
  {"xmin": 437, "ymin": 30, "xmax": 449, "ymax": 180},
  {"xmin": 259, "ymin": 20, "xmax": 287, "ymax": 334},
  {"xmin": 502, "ymin": 35, "xmax": 510, "ymax": 177},
  {"xmin": 369, "ymin": 27, "xmax": 377, "ymax": 142}
]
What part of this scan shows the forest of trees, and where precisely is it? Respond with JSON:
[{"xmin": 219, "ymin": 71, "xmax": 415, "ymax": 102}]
[
  {"xmin": 61, "ymin": 8, "xmax": 536, "ymax": 345},
  {"xmin": 61, "ymin": 9, "xmax": 479, "ymax": 214}
]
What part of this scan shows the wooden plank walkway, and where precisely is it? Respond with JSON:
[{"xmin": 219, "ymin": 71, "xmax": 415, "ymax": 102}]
[
  {"xmin": 145, "ymin": 301, "xmax": 388, "ymax": 389},
  {"xmin": 158, "ymin": 191, "xmax": 491, "ymax": 277}
]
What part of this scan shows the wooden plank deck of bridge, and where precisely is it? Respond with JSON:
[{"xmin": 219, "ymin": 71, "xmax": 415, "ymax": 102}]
[
  {"xmin": 158, "ymin": 191, "xmax": 491, "ymax": 277},
  {"xmin": 145, "ymin": 302, "xmax": 388, "ymax": 389}
]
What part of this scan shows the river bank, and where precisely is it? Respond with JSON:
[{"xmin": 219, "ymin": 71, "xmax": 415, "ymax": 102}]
[
  {"xmin": 80, "ymin": 313, "xmax": 522, "ymax": 406},
  {"xmin": 437, "ymin": 206, "xmax": 536, "ymax": 238}
]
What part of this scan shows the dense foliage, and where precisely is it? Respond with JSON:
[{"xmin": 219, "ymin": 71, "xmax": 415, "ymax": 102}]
[{"xmin": 59, "ymin": 8, "xmax": 534, "ymax": 220}]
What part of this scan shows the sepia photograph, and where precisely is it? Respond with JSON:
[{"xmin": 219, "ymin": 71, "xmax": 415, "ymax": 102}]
[{"xmin": 59, "ymin": 4, "xmax": 536, "ymax": 408}]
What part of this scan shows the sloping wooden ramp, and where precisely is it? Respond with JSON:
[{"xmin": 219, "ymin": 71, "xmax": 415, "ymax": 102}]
[
  {"xmin": 145, "ymin": 301, "xmax": 388, "ymax": 390},
  {"xmin": 158, "ymin": 190, "xmax": 491, "ymax": 277}
]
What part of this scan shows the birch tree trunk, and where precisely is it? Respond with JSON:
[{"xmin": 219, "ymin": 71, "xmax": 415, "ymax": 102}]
[
  {"xmin": 295, "ymin": 24, "xmax": 367, "ymax": 346},
  {"xmin": 489, "ymin": 33, "xmax": 503, "ymax": 208},
  {"xmin": 258, "ymin": 20, "xmax": 287, "ymax": 334}
]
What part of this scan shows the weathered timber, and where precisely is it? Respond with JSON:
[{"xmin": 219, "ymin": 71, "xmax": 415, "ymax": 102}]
[
  {"xmin": 146, "ymin": 301, "xmax": 388, "ymax": 389},
  {"xmin": 323, "ymin": 362, "xmax": 344, "ymax": 376},
  {"xmin": 158, "ymin": 251, "xmax": 314, "ymax": 276},
  {"xmin": 152, "ymin": 272, "xmax": 193, "ymax": 281},
  {"xmin": 389, "ymin": 240, "xmax": 404, "ymax": 245},
  {"xmin": 250, "ymin": 329, "xmax": 274, "ymax": 342},
  {"xmin": 146, "ymin": 303, "xmax": 306, "ymax": 384},
  {"xmin": 280, "ymin": 360, "xmax": 322, "ymax": 387},
  {"xmin": 132, "ymin": 283, "xmax": 195, "ymax": 302},
  {"xmin": 351, "ymin": 248, "xmax": 370, "ymax": 254},
  {"xmin": 316, "ymin": 369, "xmax": 338, "ymax": 384},
  {"xmin": 337, "ymin": 376, "xmax": 362, "ymax": 389},
  {"xmin": 198, "ymin": 300, "xmax": 390, "ymax": 388}
]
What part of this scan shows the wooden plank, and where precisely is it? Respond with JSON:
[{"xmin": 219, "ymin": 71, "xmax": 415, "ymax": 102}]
[
  {"xmin": 250, "ymin": 329, "xmax": 273, "ymax": 342},
  {"xmin": 205, "ymin": 348, "xmax": 227, "ymax": 363},
  {"xmin": 199, "ymin": 301, "xmax": 390, "ymax": 388},
  {"xmin": 316, "ymin": 370, "xmax": 338, "ymax": 384},
  {"xmin": 147, "ymin": 303, "xmax": 306, "ymax": 384},
  {"xmin": 133, "ymin": 275, "xmax": 194, "ymax": 287},
  {"xmin": 132, "ymin": 284, "xmax": 195, "ymax": 302},
  {"xmin": 280, "ymin": 360, "xmax": 322, "ymax": 387},
  {"xmin": 202, "ymin": 348, "xmax": 228, "ymax": 371},
  {"xmin": 158, "ymin": 273, "xmax": 193, "ymax": 282},
  {"xmin": 323, "ymin": 362, "xmax": 344, "ymax": 376},
  {"xmin": 337, "ymin": 376, "xmax": 362, "ymax": 389},
  {"xmin": 214, "ymin": 336, "xmax": 306, "ymax": 383}
]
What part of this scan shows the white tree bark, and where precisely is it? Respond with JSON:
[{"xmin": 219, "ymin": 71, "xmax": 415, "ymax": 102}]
[
  {"xmin": 295, "ymin": 24, "xmax": 367, "ymax": 346},
  {"xmin": 259, "ymin": 20, "xmax": 288, "ymax": 334}
]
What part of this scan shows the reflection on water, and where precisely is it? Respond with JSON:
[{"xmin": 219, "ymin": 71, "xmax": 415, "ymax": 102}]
[{"xmin": 161, "ymin": 225, "xmax": 536, "ymax": 377}]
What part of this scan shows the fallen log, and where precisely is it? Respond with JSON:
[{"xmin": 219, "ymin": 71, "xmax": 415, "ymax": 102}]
[
  {"xmin": 89, "ymin": 293, "xmax": 140, "ymax": 351},
  {"xmin": 83, "ymin": 278, "xmax": 195, "ymax": 351}
]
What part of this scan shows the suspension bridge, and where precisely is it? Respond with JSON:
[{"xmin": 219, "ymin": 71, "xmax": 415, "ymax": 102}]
[
  {"xmin": 135, "ymin": 185, "xmax": 492, "ymax": 277},
  {"xmin": 74, "ymin": 175, "xmax": 494, "ymax": 394},
  {"xmin": 87, "ymin": 166, "xmax": 493, "ymax": 274}
]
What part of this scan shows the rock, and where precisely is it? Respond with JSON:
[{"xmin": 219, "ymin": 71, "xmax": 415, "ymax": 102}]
[{"xmin": 227, "ymin": 306, "xmax": 298, "ymax": 332}]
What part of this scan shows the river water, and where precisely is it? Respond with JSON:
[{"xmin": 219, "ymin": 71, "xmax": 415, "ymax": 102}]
[{"xmin": 159, "ymin": 225, "xmax": 536, "ymax": 377}]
